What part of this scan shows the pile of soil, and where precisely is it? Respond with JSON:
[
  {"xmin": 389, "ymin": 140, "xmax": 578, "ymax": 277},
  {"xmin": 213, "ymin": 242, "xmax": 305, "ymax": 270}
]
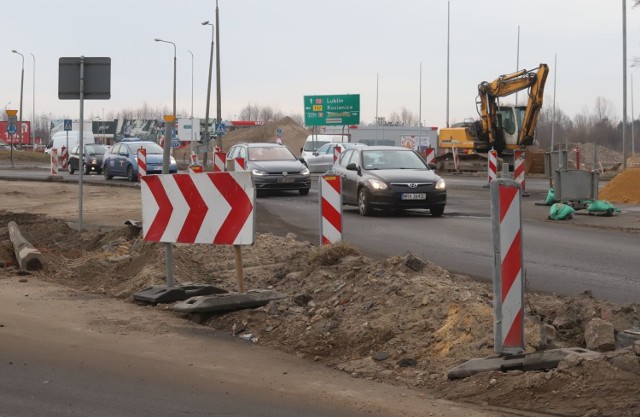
[
  {"xmin": 599, "ymin": 168, "xmax": 640, "ymax": 204},
  {"xmin": 221, "ymin": 116, "xmax": 310, "ymax": 153},
  {"xmin": 1, "ymin": 209, "xmax": 639, "ymax": 416}
]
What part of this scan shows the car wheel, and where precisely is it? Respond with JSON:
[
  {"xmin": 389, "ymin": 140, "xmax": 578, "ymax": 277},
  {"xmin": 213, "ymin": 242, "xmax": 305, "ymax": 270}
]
[
  {"xmin": 127, "ymin": 165, "xmax": 137, "ymax": 182},
  {"xmin": 358, "ymin": 187, "xmax": 373, "ymax": 216},
  {"xmin": 68, "ymin": 163, "xmax": 75, "ymax": 174},
  {"xmin": 103, "ymin": 166, "xmax": 113, "ymax": 180},
  {"xmin": 84, "ymin": 163, "xmax": 90, "ymax": 175},
  {"xmin": 299, "ymin": 187, "xmax": 310, "ymax": 196},
  {"xmin": 430, "ymin": 205, "xmax": 445, "ymax": 217}
]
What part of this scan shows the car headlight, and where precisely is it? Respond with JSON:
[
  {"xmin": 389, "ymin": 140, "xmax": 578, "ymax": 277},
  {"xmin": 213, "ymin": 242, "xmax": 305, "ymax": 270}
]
[
  {"xmin": 91, "ymin": 159, "xmax": 97, "ymax": 164},
  {"xmin": 435, "ymin": 179, "xmax": 446, "ymax": 190},
  {"xmin": 251, "ymin": 169, "xmax": 268, "ymax": 176},
  {"xmin": 300, "ymin": 167, "xmax": 310, "ymax": 175},
  {"xmin": 367, "ymin": 178, "xmax": 388, "ymax": 190}
]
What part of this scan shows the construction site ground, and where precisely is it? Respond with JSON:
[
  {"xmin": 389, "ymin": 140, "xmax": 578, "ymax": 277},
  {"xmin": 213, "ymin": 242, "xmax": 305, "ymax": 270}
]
[{"xmin": 0, "ymin": 168, "xmax": 639, "ymax": 416}]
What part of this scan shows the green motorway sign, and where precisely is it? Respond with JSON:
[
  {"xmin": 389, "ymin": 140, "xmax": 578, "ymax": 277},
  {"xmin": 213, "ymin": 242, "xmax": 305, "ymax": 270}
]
[{"xmin": 304, "ymin": 94, "xmax": 360, "ymax": 126}]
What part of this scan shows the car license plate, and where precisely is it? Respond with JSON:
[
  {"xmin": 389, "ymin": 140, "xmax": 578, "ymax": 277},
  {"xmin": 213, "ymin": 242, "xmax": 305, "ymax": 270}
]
[
  {"xmin": 277, "ymin": 177, "xmax": 295, "ymax": 183},
  {"xmin": 152, "ymin": 165, "xmax": 162, "ymax": 170},
  {"xmin": 401, "ymin": 193, "xmax": 426, "ymax": 200}
]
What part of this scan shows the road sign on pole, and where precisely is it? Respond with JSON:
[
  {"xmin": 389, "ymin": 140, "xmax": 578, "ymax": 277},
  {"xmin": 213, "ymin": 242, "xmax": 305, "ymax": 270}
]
[
  {"xmin": 215, "ymin": 123, "xmax": 226, "ymax": 135},
  {"xmin": 64, "ymin": 119, "xmax": 72, "ymax": 131},
  {"xmin": 304, "ymin": 94, "xmax": 360, "ymax": 126}
]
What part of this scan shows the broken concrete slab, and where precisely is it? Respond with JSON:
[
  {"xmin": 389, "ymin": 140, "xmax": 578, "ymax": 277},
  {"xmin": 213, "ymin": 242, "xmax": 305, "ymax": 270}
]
[
  {"xmin": 447, "ymin": 347, "xmax": 600, "ymax": 380},
  {"xmin": 133, "ymin": 283, "xmax": 227, "ymax": 304},
  {"xmin": 173, "ymin": 289, "xmax": 287, "ymax": 314}
]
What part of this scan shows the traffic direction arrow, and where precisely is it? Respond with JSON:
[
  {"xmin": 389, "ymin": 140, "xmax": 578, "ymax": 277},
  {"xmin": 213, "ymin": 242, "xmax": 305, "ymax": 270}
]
[{"xmin": 141, "ymin": 172, "xmax": 255, "ymax": 245}]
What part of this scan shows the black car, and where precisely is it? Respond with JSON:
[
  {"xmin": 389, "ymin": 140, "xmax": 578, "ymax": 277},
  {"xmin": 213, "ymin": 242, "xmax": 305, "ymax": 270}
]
[
  {"xmin": 67, "ymin": 144, "xmax": 109, "ymax": 175},
  {"xmin": 330, "ymin": 146, "xmax": 446, "ymax": 216},
  {"xmin": 226, "ymin": 142, "xmax": 311, "ymax": 195}
]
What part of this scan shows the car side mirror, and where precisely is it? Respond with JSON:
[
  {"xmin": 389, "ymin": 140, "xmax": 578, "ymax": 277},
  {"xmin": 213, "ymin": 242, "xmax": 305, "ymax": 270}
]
[
  {"xmin": 346, "ymin": 163, "xmax": 358, "ymax": 171},
  {"xmin": 312, "ymin": 152, "xmax": 318, "ymax": 156},
  {"xmin": 300, "ymin": 147, "xmax": 303, "ymax": 153},
  {"xmin": 427, "ymin": 162, "xmax": 437, "ymax": 170}
]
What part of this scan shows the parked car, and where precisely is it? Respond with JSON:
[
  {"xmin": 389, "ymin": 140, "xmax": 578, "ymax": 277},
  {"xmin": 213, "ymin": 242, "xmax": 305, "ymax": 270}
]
[
  {"xmin": 303, "ymin": 142, "xmax": 367, "ymax": 173},
  {"xmin": 330, "ymin": 146, "xmax": 446, "ymax": 216},
  {"xmin": 67, "ymin": 144, "xmax": 109, "ymax": 175},
  {"xmin": 102, "ymin": 141, "xmax": 177, "ymax": 182},
  {"xmin": 226, "ymin": 142, "xmax": 311, "ymax": 195}
]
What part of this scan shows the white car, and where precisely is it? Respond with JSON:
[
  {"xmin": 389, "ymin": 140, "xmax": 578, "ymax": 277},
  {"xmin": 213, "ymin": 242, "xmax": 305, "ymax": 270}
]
[{"xmin": 303, "ymin": 142, "xmax": 367, "ymax": 173}]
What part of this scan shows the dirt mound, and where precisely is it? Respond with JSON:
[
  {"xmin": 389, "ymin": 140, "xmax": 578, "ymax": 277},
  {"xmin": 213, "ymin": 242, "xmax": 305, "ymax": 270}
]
[
  {"xmin": 1, "ymin": 211, "xmax": 639, "ymax": 416},
  {"xmin": 221, "ymin": 117, "xmax": 310, "ymax": 154},
  {"xmin": 599, "ymin": 168, "xmax": 640, "ymax": 204}
]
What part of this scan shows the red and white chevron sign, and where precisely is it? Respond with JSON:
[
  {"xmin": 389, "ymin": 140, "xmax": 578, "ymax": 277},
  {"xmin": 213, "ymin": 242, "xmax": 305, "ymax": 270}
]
[
  {"xmin": 333, "ymin": 145, "xmax": 341, "ymax": 163},
  {"xmin": 60, "ymin": 146, "xmax": 68, "ymax": 170},
  {"xmin": 424, "ymin": 147, "xmax": 434, "ymax": 165},
  {"xmin": 141, "ymin": 172, "xmax": 255, "ymax": 245},
  {"xmin": 319, "ymin": 175, "xmax": 342, "ymax": 244},
  {"xmin": 514, "ymin": 150, "xmax": 525, "ymax": 190},
  {"xmin": 490, "ymin": 179, "xmax": 524, "ymax": 354},
  {"xmin": 488, "ymin": 149, "xmax": 497, "ymax": 183}
]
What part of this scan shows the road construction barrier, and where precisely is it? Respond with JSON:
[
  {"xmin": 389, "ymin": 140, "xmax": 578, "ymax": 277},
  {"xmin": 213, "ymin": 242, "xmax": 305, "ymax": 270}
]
[
  {"xmin": 488, "ymin": 149, "xmax": 497, "ymax": 183},
  {"xmin": 137, "ymin": 148, "xmax": 147, "ymax": 180},
  {"xmin": 188, "ymin": 164, "xmax": 204, "ymax": 173},
  {"xmin": 60, "ymin": 146, "xmax": 68, "ymax": 170},
  {"xmin": 319, "ymin": 174, "xmax": 342, "ymax": 244},
  {"xmin": 226, "ymin": 157, "xmax": 245, "ymax": 172},
  {"xmin": 191, "ymin": 151, "xmax": 199, "ymax": 165},
  {"xmin": 333, "ymin": 144, "xmax": 342, "ymax": 163},
  {"xmin": 424, "ymin": 147, "xmax": 435, "ymax": 166},
  {"xmin": 490, "ymin": 178, "xmax": 524, "ymax": 355},
  {"xmin": 213, "ymin": 151, "xmax": 226, "ymax": 172},
  {"xmin": 50, "ymin": 149, "xmax": 59, "ymax": 175},
  {"xmin": 514, "ymin": 150, "xmax": 525, "ymax": 190}
]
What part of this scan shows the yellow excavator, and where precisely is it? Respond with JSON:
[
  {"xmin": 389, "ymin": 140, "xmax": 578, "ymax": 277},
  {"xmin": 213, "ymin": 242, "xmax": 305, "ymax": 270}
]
[{"xmin": 437, "ymin": 63, "xmax": 549, "ymax": 172}]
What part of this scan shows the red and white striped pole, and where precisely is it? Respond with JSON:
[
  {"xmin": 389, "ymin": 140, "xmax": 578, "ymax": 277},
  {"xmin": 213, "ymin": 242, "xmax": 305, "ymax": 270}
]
[
  {"xmin": 213, "ymin": 151, "xmax": 226, "ymax": 172},
  {"xmin": 452, "ymin": 146, "xmax": 459, "ymax": 171},
  {"xmin": 424, "ymin": 147, "xmax": 435, "ymax": 166},
  {"xmin": 60, "ymin": 146, "xmax": 68, "ymax": 170},
  {"xmin": 490, "ymin": 175, "xmax": 524, "ymax": 355},
  {"xmin": 227, "ymin": 157, "xmax": 245, "ymax": 172},
  {"xmin": 137, "ymin": 148, "xmax": 147, "ymax": 180},
  {"xmin": 333, "ymin": 144, "xmax": 342, "ymax": 164},
  {"xmin": 319, "ymin": 174, "xmax": 342, "ymax": 245},
  {"xmin": 513, "ymin": 150, "xmax": 526, "ymax": 194},
  {"xmin": 50, "ymin": 149, "xmax": 59, "ymax": 175},
  {"xmin": 488, "ymin": 149, "xmax": 497, "ymax": 183}
]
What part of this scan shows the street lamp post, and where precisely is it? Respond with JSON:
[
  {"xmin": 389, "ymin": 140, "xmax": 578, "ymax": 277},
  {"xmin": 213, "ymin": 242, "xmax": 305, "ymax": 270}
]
[
  {"xmin": 202, "ymin": 20, "xmax": 214, "ymax": 165},
  {"xmin": 30, "ymin": 53, "xmax": 35, "ymax": 149},
  {"xmin": 12, "ymin": 50, "xmax": 24, "ymax": 149},
  {"xmin": 187, "ymin": 49, "xmax": 194, "ymax": 156},
  {"xmin": 215, "ymin": 0, "xmax": 222, "ymax": 149},
  {"xmin": 154, "ymin": 38, "xmax": 177, "ymax": 289}
]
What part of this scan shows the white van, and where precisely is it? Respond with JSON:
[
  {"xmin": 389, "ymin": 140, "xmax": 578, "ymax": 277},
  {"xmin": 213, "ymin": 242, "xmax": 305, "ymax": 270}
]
[
  {"xmin": 45, "ymin": 131, "xmax": 95, "ymax": 155},
  {"xmin": 300, "ymin": 134, "xmax": 348, "ymax": 163}
]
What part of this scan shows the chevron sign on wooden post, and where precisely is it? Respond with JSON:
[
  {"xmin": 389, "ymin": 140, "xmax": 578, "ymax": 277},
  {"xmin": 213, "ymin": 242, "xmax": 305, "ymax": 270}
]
[
  {"xmin": 137, "ymin": 148, "xmax": 147, "ymax": 180},
  {"xmin": 141, "ymin": 172, "xmax": 255, "ymax": 292}
]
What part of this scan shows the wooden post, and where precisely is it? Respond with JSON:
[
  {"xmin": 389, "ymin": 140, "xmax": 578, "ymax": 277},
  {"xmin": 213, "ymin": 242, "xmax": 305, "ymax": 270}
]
[
  {"xmin": 233, "ymin": 245, "xmax": 245, "ymax": 293},
  {"xmin": 8, "ymin": 221, "xmax": 44, "ymax": 271}
]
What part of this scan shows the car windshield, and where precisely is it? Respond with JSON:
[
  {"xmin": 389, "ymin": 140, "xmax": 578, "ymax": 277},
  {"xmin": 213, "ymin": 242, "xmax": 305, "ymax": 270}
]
[
  {"xmin": 84, "ymin": 144, "xmax": 108, "ymax": 155},
  {"xmin": 129, "ymin": 142, "xmax": 163, "ymax": 154},
  {"xmin": 248, "ymin": 146, "xmax": 296, "ymax": 161},
  {"xmin": 362, "ymin": 150, "xmax": 427, "ymax": 170},
  {"xmin": 303, "ymin": 141, "xmax": 329, "ymax": 152}
]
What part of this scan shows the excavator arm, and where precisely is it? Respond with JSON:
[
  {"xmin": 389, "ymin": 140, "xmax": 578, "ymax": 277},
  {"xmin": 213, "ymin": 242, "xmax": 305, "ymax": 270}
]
[{"xmin": 477, "ymin": 64, "xmax": 549, "ymax": 152}]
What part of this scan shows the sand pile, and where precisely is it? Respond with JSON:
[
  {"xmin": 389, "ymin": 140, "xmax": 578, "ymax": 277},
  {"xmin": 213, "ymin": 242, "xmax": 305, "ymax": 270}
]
[
  {"xmin": 599, "ymin": 168, "xmax": 640, "ymax": 203},
  {"xmin": 221, "ymin": 117, "xmax": 310, "ymax": 153}
]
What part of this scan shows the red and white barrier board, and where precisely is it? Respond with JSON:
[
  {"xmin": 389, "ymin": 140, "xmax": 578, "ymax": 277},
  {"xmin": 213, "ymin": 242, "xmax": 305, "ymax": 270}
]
[
  {"xmin": 60, "ymin": 146, "xmax": 68, "ymax": 170},
  {"xmin": 490, "ymin": 179, "xmax": 524, "ymax": 354},
  {"xmin": 333, "ymin": 145, "xmax": 342, "ymax": 163},
  {"xmin": 227, "ymin": 157, "xmax": 245, "ymax": 172},
  {"xmin": 424, "ymin": 147, "xmax": 435, "ymax": 165},
  {"xmin": 141, "ymin": 172, "xmax": 255, "ymax": 245},
  {"xmin": 514, "ymin": 150, "xmax": 525, "ymax": 190},
  {"xmin": 213, "ymin": 152, "xmax": 226, "ymax": 172},
  {"xmin": 137, "ymin": 148, "xmax": 147, "ymax": 180},
  {"xmin": 452, "ymin": 146, "xmax": 459, "ymax": 171},
  {"xmin": 488, "ymin": 149, "xmax": 497, "ymax": 183},
  {"xmin": 50, "ymin": 149, "xmax": 59, "ymax": 175},
  {"xmin": 319, "ymin": 175, "xmax": 342, "ymax": 244}
]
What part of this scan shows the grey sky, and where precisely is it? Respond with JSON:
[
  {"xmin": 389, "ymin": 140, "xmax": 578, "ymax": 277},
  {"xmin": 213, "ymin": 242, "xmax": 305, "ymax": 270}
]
[{"xmin": 2, "ymin": 0, "xmax": 640, "ymax": 128}]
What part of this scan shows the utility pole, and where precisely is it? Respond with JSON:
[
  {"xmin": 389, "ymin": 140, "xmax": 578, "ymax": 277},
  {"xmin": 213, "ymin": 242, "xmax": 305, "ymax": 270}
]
[
  {"xmin": 215, "ymin": 0, "xmax": 222, "ymax": 149},
  {"xmin": 203, "ymin": 20, "xmax": 214, "ymax": 164}
]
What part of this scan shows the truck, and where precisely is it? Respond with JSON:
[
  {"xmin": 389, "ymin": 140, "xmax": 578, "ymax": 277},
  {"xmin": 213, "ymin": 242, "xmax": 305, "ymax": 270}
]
[{"xmin": 437, "ymin": 63, "xmax": 549, "ymax": 173}]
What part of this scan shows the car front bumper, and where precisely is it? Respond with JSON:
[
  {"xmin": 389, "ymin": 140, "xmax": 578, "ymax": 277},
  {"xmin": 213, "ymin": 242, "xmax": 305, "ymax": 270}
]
[{"xmin": 252, "ymin": 174, "xmax": 311, "ymax": 191}]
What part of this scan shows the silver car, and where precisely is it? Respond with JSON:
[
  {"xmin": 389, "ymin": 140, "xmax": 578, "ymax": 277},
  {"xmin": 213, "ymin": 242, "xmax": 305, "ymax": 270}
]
[{"xmin": 303, "ymin": 142, "xmax": 367, "ymax": 173}]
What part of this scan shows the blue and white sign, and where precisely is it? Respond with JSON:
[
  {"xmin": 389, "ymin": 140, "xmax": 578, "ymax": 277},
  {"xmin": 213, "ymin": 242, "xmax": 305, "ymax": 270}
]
[
  {"xmin": 64, "ymin": 119, "xmax": 73, "ymax": 131},
  {"xmin": 6, "ymin": 124, "xmax": 16, "ymax": 135},
  {"xmin": 215, "ymin": 123, "xmax": 226, "ymax": 135},
  {"xmin": 170, "ymin": 140, "xmax": 180, "ymax": 149},
  {"xmin": 276, "ymin": 128, "xmax": 283, "ymax": 138}
]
